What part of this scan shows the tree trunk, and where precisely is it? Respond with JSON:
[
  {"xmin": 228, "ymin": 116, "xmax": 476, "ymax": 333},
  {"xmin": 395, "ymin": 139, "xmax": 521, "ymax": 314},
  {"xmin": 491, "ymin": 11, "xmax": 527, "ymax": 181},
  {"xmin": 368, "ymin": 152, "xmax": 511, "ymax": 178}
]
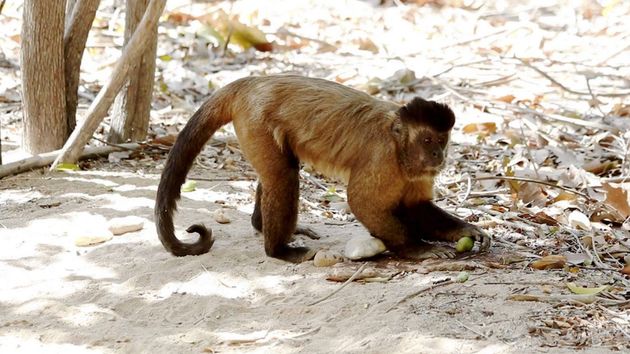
[
  {"xmin": 52, "ymin": 0, "xmax": 166, "ymax": 168},
  {"xmin": 64, "ymin": 0, "xmax": 100, "ymax": 134},
  {"xmin": 21, "ymin": 0, "xmax": 67, "ymax": 153},
  {"xmin": 65, "ymin": 0, "xmax": 78, "ymax": 19},
  {"xmin": 108, "ymin": 0, "xmax": 158, "ymax": 143}
]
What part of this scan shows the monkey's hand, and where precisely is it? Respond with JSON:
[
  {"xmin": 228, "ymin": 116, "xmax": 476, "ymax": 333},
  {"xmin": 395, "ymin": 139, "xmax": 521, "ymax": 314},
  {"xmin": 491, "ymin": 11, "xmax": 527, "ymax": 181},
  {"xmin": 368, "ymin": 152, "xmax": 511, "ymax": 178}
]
[
  {"xmin": 451, "ymin": 223, "xmax": 491, "ymax": 252},
  {"xmin": 395, "ymin": 240, "xmax": 456, "ymax": 260}
]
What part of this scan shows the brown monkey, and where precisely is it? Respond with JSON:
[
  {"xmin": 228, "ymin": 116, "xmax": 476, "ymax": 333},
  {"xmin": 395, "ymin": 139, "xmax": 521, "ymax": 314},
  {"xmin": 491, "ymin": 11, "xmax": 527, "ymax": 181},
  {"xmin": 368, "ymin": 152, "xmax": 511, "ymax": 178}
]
[{"xmin": 155, "ymin": 75, "xmax": 491, "ymax": 262}]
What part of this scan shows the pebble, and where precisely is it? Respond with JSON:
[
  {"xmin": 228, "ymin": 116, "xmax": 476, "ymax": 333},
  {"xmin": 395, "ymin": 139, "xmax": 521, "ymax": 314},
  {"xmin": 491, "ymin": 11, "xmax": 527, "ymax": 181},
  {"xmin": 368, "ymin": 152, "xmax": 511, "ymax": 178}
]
[
  {"xmin": 344, "ymin": 235, "xmax": 386, "ymax": 260},
  {"xmin": 74, "ymin": 231, "xmax": 113, "ymax": 247},
  {"xmin": 329, "ymin": 202, "xmax": 351, "ymax": 214},
  {"xmin": 313, "ymin": 250, "xmax": 345, "ymax": 267},
  {"xmin": 212, "ymin": 209, "xmax": 231, "ymax": 224},
  {"xmin": 108, "ymin": 216, "xmax": 145, "ymax": 235}
]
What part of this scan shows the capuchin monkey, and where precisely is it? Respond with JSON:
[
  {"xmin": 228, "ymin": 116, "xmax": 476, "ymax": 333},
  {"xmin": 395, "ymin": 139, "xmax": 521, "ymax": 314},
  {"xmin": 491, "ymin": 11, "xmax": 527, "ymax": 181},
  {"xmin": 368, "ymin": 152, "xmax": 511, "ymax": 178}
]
[{"xmin": 155, "ymin": 75, "xmax": 491, "ymax": 262}]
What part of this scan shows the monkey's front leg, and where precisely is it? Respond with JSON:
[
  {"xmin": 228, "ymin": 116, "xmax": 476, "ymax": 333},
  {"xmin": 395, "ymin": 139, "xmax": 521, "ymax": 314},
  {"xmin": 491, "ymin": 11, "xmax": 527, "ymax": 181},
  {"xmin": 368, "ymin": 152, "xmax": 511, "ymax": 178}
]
[
  {"xmin": 348, "ymin": 174, "xmax": 455, "ymax": 260},
  {"xmin": 398, "ymin": 201, "xmax": 491, "ymax": 251}
]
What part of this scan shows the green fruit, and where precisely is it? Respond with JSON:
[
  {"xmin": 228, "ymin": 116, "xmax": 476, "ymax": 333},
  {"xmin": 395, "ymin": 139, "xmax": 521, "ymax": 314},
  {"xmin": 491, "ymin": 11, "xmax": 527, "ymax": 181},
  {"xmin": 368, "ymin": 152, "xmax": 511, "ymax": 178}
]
[
  {"xmin": 456, "ymin": 236, "xmax": 474, "ymax": 252},
  {"xmin": 456, "ymin": 271, "xmax": 470, "ymax": 283},
  {"xmin": 181, "ymin": 180, "xmax": 197, "ymax": 192}
]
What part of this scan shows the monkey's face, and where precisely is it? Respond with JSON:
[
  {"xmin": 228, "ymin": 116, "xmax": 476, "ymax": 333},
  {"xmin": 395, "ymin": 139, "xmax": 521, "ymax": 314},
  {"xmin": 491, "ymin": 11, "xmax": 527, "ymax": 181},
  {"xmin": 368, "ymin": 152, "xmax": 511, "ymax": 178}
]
[
  {"xmin": 393, "ymin": 98, "xmax": 456, "ymax": 180},
  {"xmin": 393, "ymin": 123, "xmax": 450, "ymax": 179}
]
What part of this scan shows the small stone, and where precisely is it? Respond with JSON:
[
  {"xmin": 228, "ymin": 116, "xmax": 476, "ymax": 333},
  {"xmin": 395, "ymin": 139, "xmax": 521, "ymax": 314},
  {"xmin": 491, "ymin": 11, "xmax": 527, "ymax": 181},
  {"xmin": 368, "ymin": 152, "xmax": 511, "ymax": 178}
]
[
  {"xmin": 344, "ymin": 235, "xmax": 386, "ymax": 260},
  {"xmin": 330, "ymin": 202, "xmax": 351, "ymax": 214},
  {"xmin": 74, "ymin": 231, "xmax": 113, "ymax": 247},
  {"xmin": 212, "ymin": 209, "xmax": 231, "ymax": 224},
  {"xmin": 108, "ymin": 216, "xmax": 144, "ymax": 235},
  {"xmin": 456, "ymin": 271, "xmax": 470, "ymax": 283},
  {"xmin": 313, "ymin": 250, "xmax": 344, "ymax": 267}
]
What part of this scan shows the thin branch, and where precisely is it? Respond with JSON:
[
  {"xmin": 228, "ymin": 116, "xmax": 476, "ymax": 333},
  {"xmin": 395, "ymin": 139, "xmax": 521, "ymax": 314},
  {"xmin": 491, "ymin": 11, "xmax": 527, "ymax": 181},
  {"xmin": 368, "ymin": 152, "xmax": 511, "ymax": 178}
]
[
  {"xmin": 0, "ymin": 143, "xmax": 141, "ymax": 179},
  {"xmin": 585, "ymin": 77, "xmax": 607, "ymax": 117},
  {"xmin": 515, "ymin": 57, "xmax": 630, "ymax": 97},
  {"xmin": 601, "ymin": 176, "xmax": 630, "ymax": 183},
  {"xmin": 308, "ymin": 262, "xmax": 367, "ymax": 306},
  {"xmin": 386, "ymin": 278, "xmax": 455, "ymax": 312},
  {"xmin": 450, "ymin": 175, "xmax": 593, "ymax": 201},
  {"xmin": 274, "ymin": 28, "xmax": 337, "ymax": 49}
]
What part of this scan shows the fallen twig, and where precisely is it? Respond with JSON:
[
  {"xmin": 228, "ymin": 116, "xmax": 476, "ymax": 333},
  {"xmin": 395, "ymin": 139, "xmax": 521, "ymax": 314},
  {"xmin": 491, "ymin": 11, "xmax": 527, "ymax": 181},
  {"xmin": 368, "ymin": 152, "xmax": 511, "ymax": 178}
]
[
  {"xmin": 515, "ymin": 57, "xmax": 630, "ymax": 97},
  {"xmin": 449, "ymin": 175, "xmax": 593, "ymax": 201},
  {"xmin": 386, "ymin": 278, "xmax": 455, "ymax": 312},
  {"xmin": 508, "ymin": 293, "xmax": 630, "ymax": 306},
  {"xmin": 308, "ymin": 262, "xmax": 367, "ymax": 306},
  {"xmin": 0, "ymin": 143, "xmax": 141, "ymax": 179}
]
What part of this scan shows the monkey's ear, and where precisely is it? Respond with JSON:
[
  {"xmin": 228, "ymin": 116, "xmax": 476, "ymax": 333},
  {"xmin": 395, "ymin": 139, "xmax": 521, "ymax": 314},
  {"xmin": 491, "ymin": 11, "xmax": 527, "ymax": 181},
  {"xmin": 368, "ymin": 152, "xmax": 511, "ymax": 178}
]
[
  {"xmin": 399, "ymin": 97, "xmax": 455, "ymax": 132},
  {"xmin": 390, "ymin": 117, "xmax": 403, "ymax": 137}
]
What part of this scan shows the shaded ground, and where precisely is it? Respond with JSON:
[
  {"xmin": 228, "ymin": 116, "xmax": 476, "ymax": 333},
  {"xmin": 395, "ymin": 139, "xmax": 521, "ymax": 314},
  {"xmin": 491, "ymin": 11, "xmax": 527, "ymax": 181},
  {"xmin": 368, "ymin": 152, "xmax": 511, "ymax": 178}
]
[{"xmin": 1, "ymin": 0, "xmax": 630, "ymax": 353}]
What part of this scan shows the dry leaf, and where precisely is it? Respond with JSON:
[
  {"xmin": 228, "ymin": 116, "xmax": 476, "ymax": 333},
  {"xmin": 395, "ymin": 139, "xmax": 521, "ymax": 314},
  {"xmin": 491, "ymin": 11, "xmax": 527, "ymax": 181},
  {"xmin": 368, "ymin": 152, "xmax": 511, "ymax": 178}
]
[
  {"xmin": 517, "ymin": 182, "xmax": 546, "ymax": 207},
  {"xmin": 564, "ymin": 252, "xmax": 591, "ymax": 265},
  {"xmin": 519, "ymin": 211, "xmax": 558, "ymax": 226},
  {"xmin": 494, "ymin": 94, "xmax": 515, "ymax": 103},
  {"xmin": 202, "ymin": 10, "xmax": 273, "ymax": 52},
  {"xmin": 166, "ymin": 12, "xmax": 196, "ymax": 25},
  {"xmin": 552, "ymin": 191, "xmax": 577, "ymax": 203},
  {"xmin": 583, "ymin": 160, "xmax": 618, "ymax": 175},
  {"xmin": 602, "ymin": 182, "xmax": 630, "ymax": 219},
  {"xmin": 568, "ymin": 210, "xmax": 591, "ymax": 230},
  {"xmin": 610, "ymin": 103, "xmax": 630, "ymax": 117},
  {"xmin": 531, "ymin": 255, "xmax": 567, "ymax": 270},
  {"xmin": 355, "ymin": 37, "xmax": 379, "ymax": 53},
  {"xmin": 462, "ymin": 122, "xmax": 497, "ymax": 134},
  {"xmin": 151, "ymin": 134, "xmax": 178, "ymax": 146},
  {"xmin": 566, "ymin": 282, "xmax": 608, "ymax": 295}
]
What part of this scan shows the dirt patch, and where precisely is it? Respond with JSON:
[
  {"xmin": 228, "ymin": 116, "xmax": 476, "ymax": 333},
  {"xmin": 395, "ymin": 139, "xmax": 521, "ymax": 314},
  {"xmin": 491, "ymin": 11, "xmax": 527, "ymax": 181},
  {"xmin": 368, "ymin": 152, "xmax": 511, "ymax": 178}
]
[{"xmin": 0, "ymin": 159, "xmax": 626, "ymax": 353}]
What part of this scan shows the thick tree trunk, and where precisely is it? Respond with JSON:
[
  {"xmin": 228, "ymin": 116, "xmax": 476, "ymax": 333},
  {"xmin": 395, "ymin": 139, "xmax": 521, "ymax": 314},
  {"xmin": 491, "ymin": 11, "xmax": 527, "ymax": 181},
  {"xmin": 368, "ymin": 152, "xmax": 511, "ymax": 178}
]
[
  {"xmin": 21, "ymin": 0, "xmax": 67, "ymax": 153},
  {"xmin": 108, "ymin": 0, "xmax": 158, "ymax": 143},
  {"xmin": 64, "ymin": 0, "xmax": 100, "ymax": 134}
]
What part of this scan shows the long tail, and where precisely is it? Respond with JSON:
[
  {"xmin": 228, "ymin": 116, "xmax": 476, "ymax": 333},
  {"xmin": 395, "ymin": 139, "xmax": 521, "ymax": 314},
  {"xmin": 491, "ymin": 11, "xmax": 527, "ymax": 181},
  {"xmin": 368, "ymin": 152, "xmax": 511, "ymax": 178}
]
[{"xmin": 154, "ymin": 97, "xmax": 231, "ymax": 256}]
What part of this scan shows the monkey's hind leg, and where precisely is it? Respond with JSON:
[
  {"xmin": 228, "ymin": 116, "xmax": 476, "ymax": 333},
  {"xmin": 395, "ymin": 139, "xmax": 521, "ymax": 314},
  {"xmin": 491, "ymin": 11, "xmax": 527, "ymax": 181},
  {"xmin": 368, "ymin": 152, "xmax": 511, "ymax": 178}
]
[
  {"xmin": 252, "ymin": 183, "xmax": 320, "ymax": 240},
  {"xmin": 245, "ymin": 143, "xmax": 316, "ymax": 263}
]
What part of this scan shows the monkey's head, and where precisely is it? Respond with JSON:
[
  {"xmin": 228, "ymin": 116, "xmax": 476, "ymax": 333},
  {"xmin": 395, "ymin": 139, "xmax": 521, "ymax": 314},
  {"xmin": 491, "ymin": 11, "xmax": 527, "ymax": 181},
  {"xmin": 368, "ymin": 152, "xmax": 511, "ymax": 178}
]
[{"xmin": 391, "ymin": 97, "xmax": 455, "ymax": 179}]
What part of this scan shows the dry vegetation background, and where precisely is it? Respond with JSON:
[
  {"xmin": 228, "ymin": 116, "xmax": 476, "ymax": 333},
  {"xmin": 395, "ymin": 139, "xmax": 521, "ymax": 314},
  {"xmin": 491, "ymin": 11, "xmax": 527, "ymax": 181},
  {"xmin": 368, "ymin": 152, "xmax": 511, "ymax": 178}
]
[{"xmin": 1, "ymin": 0, "xmax": 630, "ymax": 353}]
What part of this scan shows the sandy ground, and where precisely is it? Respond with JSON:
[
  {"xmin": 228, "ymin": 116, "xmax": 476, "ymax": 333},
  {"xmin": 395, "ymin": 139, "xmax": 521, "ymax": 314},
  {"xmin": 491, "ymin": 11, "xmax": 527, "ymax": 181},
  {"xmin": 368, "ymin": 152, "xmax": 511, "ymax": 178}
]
[{"xmin": 0, "ymin": 158, "xmax": 624, "ymax": 354}]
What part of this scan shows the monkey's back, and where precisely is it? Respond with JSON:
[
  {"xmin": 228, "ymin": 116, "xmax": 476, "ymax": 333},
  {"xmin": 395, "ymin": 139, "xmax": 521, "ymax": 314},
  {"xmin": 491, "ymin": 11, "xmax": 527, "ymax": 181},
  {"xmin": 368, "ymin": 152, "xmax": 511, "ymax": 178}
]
[{"xmin": 224, "ymin": 75, "xmax": 400, "ymax": 182}]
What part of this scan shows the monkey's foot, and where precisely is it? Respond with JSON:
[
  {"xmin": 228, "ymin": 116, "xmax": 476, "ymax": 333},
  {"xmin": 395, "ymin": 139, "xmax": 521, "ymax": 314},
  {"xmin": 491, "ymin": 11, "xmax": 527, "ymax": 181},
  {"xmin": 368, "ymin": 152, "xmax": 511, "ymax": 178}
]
[
  {"xmin": 295, "ymin": 225, "xmax": 321, "ymax": 240},
  {"xmin": 451, "ymin": 224, "xmax": 492, "ymax": 252},
  {"xmin": 274, "ymin": 246, "xmax": 317, "ymax": 263},
  {"xmin": 398, "ymin": 242, "xmax": 456, "ymax": 260}
]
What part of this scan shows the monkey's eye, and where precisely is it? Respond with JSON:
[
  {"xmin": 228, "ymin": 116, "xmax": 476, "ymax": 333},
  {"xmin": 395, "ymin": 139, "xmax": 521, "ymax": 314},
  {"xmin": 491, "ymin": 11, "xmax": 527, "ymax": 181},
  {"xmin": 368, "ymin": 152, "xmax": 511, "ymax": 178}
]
[
  {"xmin": 438, "ymin": 138, "xmax": 445, "ymax": 144},
  {"xmin": 424, "ymin": 137, "xmax": 432, "ymax": 144}
]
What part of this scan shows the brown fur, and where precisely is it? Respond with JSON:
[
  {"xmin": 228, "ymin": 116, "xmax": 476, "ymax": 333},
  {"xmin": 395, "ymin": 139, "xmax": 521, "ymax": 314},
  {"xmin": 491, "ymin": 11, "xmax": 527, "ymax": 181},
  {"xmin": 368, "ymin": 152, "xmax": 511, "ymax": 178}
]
[{"xmin": 155, "ymin": 75, "xmax": 491, "ymax": 261}]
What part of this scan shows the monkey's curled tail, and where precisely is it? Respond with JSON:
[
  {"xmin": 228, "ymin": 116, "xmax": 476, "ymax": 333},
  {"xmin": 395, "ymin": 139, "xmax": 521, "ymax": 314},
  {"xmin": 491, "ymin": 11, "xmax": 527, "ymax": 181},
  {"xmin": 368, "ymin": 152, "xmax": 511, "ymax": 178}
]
[{"xmin": 154, "ymin": 98, "xmax": 231, "ymax": 256}]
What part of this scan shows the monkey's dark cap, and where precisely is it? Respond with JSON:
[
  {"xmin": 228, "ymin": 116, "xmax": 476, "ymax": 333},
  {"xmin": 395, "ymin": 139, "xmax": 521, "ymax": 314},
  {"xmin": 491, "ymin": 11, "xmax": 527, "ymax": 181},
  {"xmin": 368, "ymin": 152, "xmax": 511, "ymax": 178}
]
[{"xmin": 399, "ymin": 97, "xmax": 455, "ymax": 132}]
